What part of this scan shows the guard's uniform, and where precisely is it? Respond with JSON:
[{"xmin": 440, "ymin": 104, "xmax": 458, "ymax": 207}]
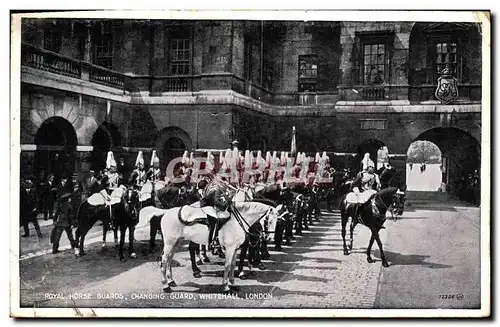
[
  {"xmin": 349, "ymin": 155, "xmax": 381, "ymax": 204},
  {"xmin": 50, "ymin": 193, "xmax": 77, "ymax": 253},
  {"xmin": 128, "ymin": 151, "xmax": 148, "ymax": 190}
]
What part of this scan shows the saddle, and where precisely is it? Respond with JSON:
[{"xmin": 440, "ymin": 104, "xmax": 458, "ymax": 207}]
[
  {"xmin": 177, "ymin": 203, "xmax": 231, "ymax": 227},
  {"xmin": 87, "ymin": 187, "xmax": 125, "ymax": 206},
  {"xmin": 345, "ymin": 189, "xmax": 377, "ymax": 205}
]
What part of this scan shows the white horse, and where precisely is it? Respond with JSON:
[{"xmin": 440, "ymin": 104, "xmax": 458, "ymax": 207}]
[{"xmin": 138, "ymin": 201, "xmax": 279, "ymax": 293}]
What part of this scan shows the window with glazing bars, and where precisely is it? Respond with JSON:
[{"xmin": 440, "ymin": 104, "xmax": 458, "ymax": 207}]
[
  {"xmin": 170, "ymin": 38, "xmax": 191, "ymax": 75},
  {"xmin": 298, "ymin": 55, "xmax": 318, "ymax": 92},
  {"xmin": 362, "ymin": 43, "xmax": 386, "ymax": 85},
  {"xmin": 436, "ymin": 42, "xmax": 458, "ymax": 76},
  {"xmin": 93, "ymin": 21, "xmax": 113, "ymax": 69}
]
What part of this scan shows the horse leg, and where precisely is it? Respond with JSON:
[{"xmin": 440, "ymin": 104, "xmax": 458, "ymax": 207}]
[
  {"xmin": 194, "ymin": 243, "xmax": 204, "ymax": 266},
  {"xmin": 237, "ymin": 240, "xmax": 249, "ymax": 279},
  {"xmin": 374, "ymin": 230, "xmax": 389, "ymax": 267},
  {"xmin": 114, "ymin": 227, "xmax": 118, "ymax": 244},
  {"xmin": 149, "ymin": 221, "xmax": 157, "ymax": 252},
  {"xmin": 161, "ymin": 240, "xmax": 176, "ymax": 293},
  {"xmin": 341, "ymin": 209, "xmax": 349, "ymax": 255},
  {"xmin": 74, "ymin": 227, "xmax": 81, "ymax": 256},
  {"xmin": 167, "ymin": 240, "xmax": 178, "ymax": 287},
  {"xmin": 349, "ymin": 218, "xmax": 358, "ymax": 251},
  {"xmin": 102, "ymin": 224, "xmax": 107, "ymax": 248},
  {"xmin": 79, "ymin": 232, "xmax": 87, "ymax": 256},
  {"xmin": 119, "ymin": 225, "xmax": 126, "ymax": 261},
  {"xmin": 366, "ymin": 234, "xmax": 376, "ymax": 263},
  {"xmin": 201, "ymin": 245, "xmax": 210, "ymax": 263},
  {"xmin": 129, "ymin": 226, "xmax": 137, "ymax": 258},
  {"xmin": 229, "ymin": 247, "xmax": 239, "ymax": 291},
  {"xmin": 189, "ymin": 242, "xmax": 202, "ymax": 278},
  {"xmin": 223, "ymin": 246, "xmax": 237, "ymax": 294}
]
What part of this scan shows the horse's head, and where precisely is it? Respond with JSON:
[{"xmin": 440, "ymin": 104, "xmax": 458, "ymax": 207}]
[
  {"xmin": 123, "ymin": 187, "xmax": 139, "ymax": 215},
  {"xmin": 391, "ymin": 187, "xmax": 407, "ymax": 216}
]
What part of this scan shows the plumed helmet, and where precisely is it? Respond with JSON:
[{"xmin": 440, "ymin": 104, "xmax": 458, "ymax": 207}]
[
  {"xmin": 181, "ymin": 151, "xmax": 189, "ymax": 165},
  {"xmin": 315, "ymin": 152, "xmax": 321, "ymax": 163},
  {"xmin": 232, "ymin": 147, "xmax": 239, "ymax": 167},
  {"xmin": 189, "ymin": 153, "xmax": 195, "ymax": 168},
  {"xmin": 106, "ymin": 151, "xmax": 117, "ymax": 169},
  {"xmin": 265, "ymin": 151, "xmax": 271, "ymax": 169},
  {"xmin": 362, "ymin": 153, "xmax": 375, "ymax": 170},
  {"xmin": 244, "ymin": 150, "xmax": 251, "ymax": 168},
  {"xmin": 150, "ymin": 150, "xmax": 160, "ymax": 168},
  {"xmin": 135, "ymin": 151, "xmax": 145, "ymax": 167},
  {"xmin": 280, "ymin": 151, "xmax": 286, "ymax": 166}
]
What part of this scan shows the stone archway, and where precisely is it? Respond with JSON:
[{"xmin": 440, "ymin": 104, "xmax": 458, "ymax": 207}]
[
  {"xmin": 155, "ymin": 127, "xmax": 193, "ymax": 170},
  {"xmin": 90, "ymin": 122, "xmax": 122, "ymax": 172},
  {"xmin": 355, "ymin": 138, "xmax": 385, "ymax": 173},
  {"xmin": 406, "ymin": 140, "xmax": 443, "ymax": 191},
  {"xmin": 34, "ymin": 116, "xmax": 78, "ymax": 179},
  {"xmin": 413, "ymin": 127, "xmax": 480, "ymax": 200}
]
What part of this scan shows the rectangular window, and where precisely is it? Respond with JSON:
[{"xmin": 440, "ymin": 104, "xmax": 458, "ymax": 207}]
[
  {"xmin": 170, "ymin": 38, "xmax": 191, "ymax": 75},
  {"xmin": 360, "ymin": 119, "xmax": 387, "ymax": 130},
  {"xmin": 93, "ymin": 21, "xmax": 113, "ymax": 69},
  {"xmin": 298, "ymin": 55, "xmax": 318, "ymax": 92},
  {"xmin": 435, "ymin": 42, "xmax": 459, "ymax": 78},
  {"xmin": 43, "ymin": 23, "xmax": 62, "ymax": 53},
  {"xmin": 362, "ymin": 43, "xmax": 386, "ymax": 85}
]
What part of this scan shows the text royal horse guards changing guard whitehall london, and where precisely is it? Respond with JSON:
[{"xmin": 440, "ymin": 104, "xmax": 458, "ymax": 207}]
[{"xmin": 10, "ymin": 10, "xmax": 490, "ymax": 319}]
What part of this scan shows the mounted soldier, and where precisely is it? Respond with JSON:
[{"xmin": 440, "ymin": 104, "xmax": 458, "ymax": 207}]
[
  {"xmin": 346, "ymin": 153, "xmax": 381, "ymax": 225},
  {"xmin": 105, "ymin": 151, "xmax": 122, "ymax": 193},
  {"xmin": 200, "ymin": 178, "xmax": 234, "ymax": 250},
  {"xmin": 128, "ymin": 151, "xmax": 148, "ymax": 191}
]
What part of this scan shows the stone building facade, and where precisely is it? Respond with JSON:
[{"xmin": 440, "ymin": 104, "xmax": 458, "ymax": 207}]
[{"xmin": 19, "ymin": 19, "xmax": 483, "ymax": 192}]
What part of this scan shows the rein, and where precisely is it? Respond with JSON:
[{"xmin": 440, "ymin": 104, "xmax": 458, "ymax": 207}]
[
  {"xmin": 229, "ymin": 204, "xmax": 273, "ymax": 241},
  {"xmin": 375, "ymin": 190, "xmax": 401, "ymax": 222}
]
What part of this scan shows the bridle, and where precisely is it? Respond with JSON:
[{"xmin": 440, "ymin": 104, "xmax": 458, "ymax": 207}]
[
  {"xmin": 374, "ymin": 190, "xmax": 405, "ymax": 222},
  {"xmin": 229, "ymin": 204, "xmax": 276, "ymax": 246}
]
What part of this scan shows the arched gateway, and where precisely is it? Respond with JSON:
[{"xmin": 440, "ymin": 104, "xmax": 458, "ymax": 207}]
[{"xmin": 34, "ymin": 116, "xmax": 77, "ymax": 179}]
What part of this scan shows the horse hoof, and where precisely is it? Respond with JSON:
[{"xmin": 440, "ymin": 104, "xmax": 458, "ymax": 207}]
[
  {"xmin": 101, "ymin": 243, "xmax": 107, "ymax": 248},
  {"xmin": 203, "ymin": 257, "xmax": 210, "ymax": 263},
  {"xmin": 367, "ymin": 257, "xmax": 375, "ymax": 263},
  {"xmin": 343, "ymin": 249, "xmax": 349, "ymax": 255},
  {"xmin": 196, "ymin": 259, "xmax": 203, "ymax": 266},
  {"xmin": 193, "ymin": 271, "xmax": 202, "ymax": 278},
  {"xmin": 163, "ymin": 286, "xmax": 172, "ymax": 293},
  {"xmin": 130, "ymin": 253, "xmax": 137, "ymax": 259},
  {"xmin": 168, "ymin": 281, "xmax": 177, "ymax": 287},
  {"xmin": 258, "ymin": 264, "xmax": 266, "ymax": 271},
  {"xmin": 382, "ymin": 261, "xmax": 390, "ymax": 268},
  {"xmin": 114, "ymin": 238, "xmax": 118, "ymax": 243},
  {"xmin": 250, "ymin": 270, "xmax": 257, "ymax": 276},
  {"xmin": 238, "ymin": 272, "xmax": 247, "ymax": 280}
]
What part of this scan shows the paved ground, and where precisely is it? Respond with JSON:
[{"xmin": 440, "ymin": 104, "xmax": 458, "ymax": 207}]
[
  {"xmin": 17, "ymin": 198, "xmax": 482, "ymax": 310},
  {"xmin": 375, "ymin": 199, "xmax": 482, "ymax": 309}
]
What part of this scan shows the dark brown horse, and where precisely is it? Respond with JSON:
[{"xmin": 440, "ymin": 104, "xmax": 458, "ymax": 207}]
[
  {"xmin": 340, "ymin": 185, "xmax": 406, "ymax": 267},
  {"xmin": 75, "ymin": 188, "xmax": 138, "ymax": 261}
]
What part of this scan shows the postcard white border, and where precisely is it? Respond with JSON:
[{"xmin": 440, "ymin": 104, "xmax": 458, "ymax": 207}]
[{"xmin": 9, "ymin": 9, "xmax": 491, "ymax": 318}]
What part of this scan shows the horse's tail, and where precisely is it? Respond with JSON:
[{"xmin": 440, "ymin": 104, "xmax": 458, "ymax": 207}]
[{"xmin": 137, "ymin": 206, "xmax": 167, "ymax": 229}]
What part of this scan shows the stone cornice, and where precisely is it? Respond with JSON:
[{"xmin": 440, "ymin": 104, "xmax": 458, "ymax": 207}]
[{"xmin": 21, "ymin": 67, "xmax": 482, "ymax": 116}]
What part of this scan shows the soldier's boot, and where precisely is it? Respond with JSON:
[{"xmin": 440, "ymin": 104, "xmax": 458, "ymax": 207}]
[{"xmin": 207, "ymin": 217, "xmax": 222, "ymax": 251}]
